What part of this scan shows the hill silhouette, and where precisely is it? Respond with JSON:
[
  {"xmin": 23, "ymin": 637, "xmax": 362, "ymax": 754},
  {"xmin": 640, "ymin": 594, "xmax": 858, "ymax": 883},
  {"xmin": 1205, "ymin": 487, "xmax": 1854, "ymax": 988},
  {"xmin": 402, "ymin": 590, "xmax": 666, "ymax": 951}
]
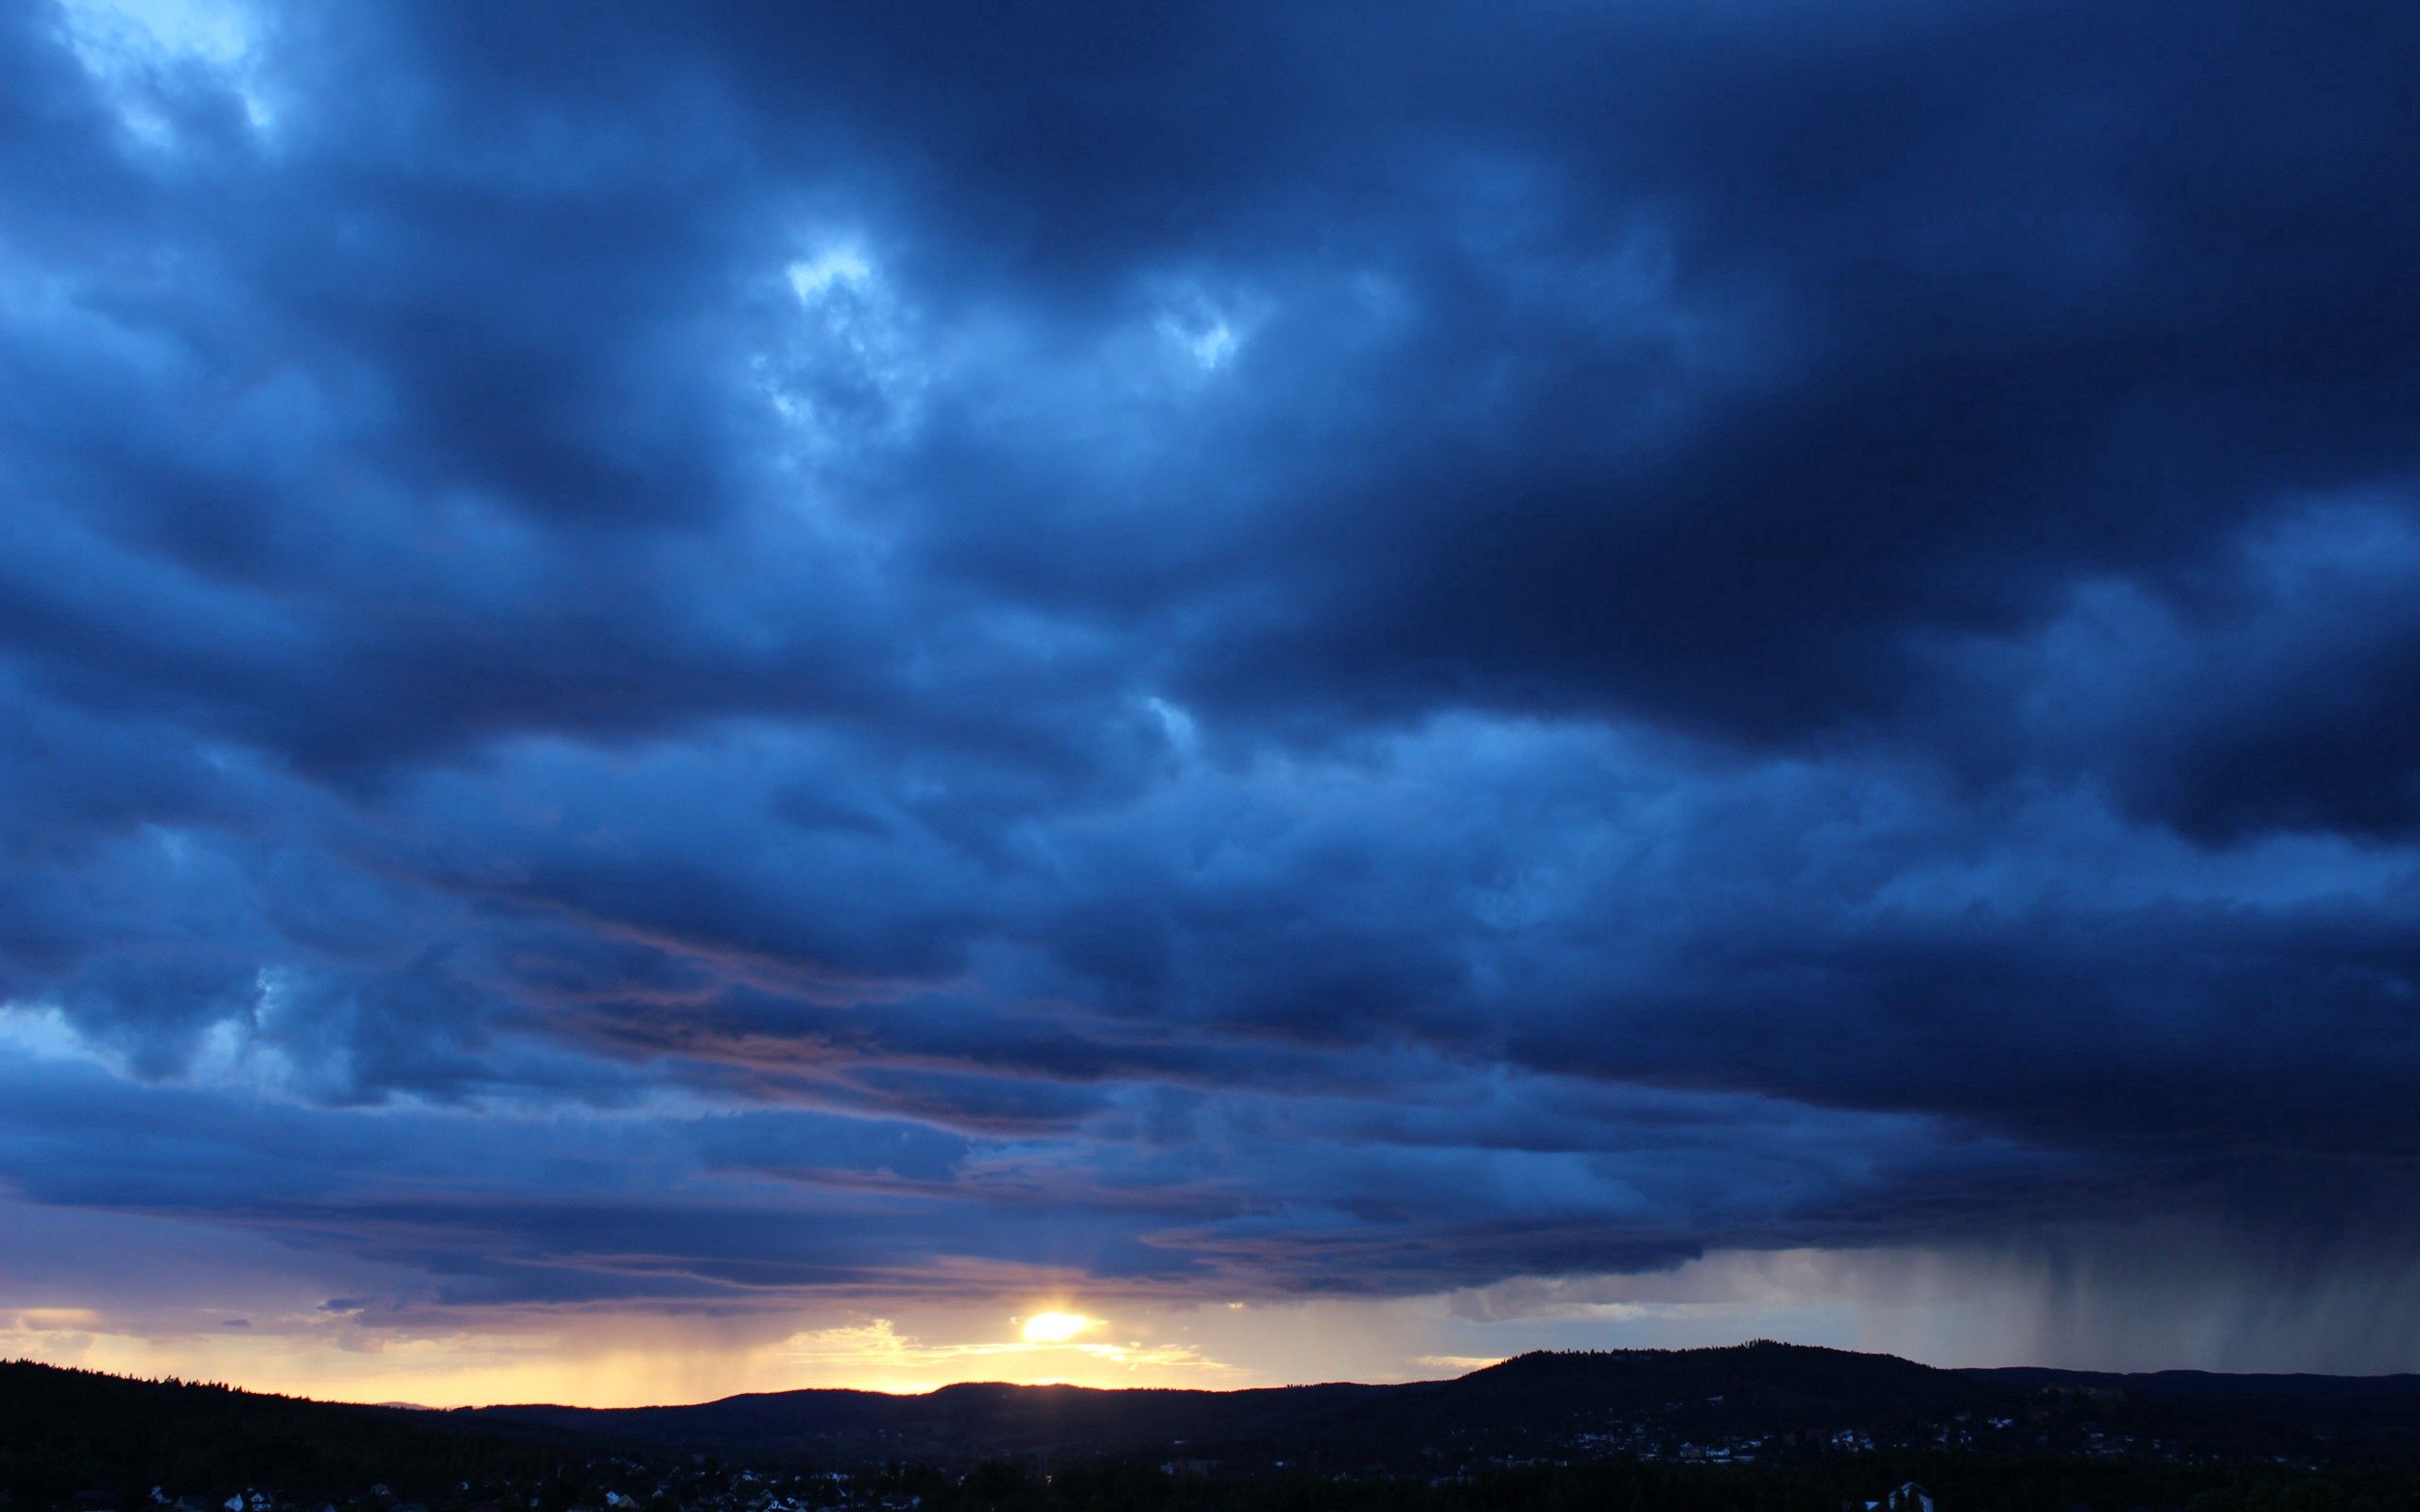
[
  {"xmin": 0, "ymin": 1360, "xmax": 554, "ymax": 1508},
  {"xmin": 9, "ymin": 1341, "xmax": 2419, "ymax": 1496},
  {"xmin": 456, "ymin": 1341, "xmax": 2420, "ymax": 1467}
]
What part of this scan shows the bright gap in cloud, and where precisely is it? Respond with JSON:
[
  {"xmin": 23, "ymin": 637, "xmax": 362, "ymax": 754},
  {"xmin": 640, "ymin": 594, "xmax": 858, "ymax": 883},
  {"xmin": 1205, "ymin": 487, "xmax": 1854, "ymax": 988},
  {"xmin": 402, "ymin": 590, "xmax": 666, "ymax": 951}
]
[
  {"xmin": 1018, "ymin": 1310, "xmax": 1094, "ymax": 1345},
  {"xmin": 55, "ymin": 0, "xmax": 280, "ymax": 144}
]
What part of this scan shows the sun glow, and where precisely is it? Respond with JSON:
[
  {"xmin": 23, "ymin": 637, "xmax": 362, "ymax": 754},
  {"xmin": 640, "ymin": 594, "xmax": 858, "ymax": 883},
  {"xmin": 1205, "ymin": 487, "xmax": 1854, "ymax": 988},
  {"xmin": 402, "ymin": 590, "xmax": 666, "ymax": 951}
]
[{"xmin": 1019, "ymin": 1310, "xmax": 1093, "ymax": 1344}]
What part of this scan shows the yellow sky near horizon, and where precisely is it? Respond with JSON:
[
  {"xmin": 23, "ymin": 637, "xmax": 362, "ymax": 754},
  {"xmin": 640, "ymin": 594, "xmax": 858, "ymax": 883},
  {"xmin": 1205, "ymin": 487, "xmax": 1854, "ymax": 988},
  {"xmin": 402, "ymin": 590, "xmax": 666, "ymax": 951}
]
[
  {"xmin": 3, "ymin": 1297, "xmax": 1478, "ymax": 1407},
  {"xmin": 0, "ymin": 1243, "xmax": 1907, "ymax": 1407},
  {"xmin": 14, "ymin": 1236, "xmax": 2394, "ymax": 1406}
]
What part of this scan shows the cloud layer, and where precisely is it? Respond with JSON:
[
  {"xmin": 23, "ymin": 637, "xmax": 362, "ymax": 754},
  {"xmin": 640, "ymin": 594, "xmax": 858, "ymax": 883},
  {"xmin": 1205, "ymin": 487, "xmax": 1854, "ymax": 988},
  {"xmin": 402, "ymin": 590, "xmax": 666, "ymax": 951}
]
[{"xmin": 3, "ymin": 0, "xmax": 2418, "ymax": 1389}]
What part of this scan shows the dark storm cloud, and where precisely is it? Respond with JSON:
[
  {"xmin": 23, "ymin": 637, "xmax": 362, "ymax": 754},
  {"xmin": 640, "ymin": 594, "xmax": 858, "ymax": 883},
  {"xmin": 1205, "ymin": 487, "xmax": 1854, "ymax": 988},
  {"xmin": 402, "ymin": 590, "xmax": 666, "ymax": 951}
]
[{"xmin": 3, "ymin": 0, "xmax": 2419, "ymax": 1364}]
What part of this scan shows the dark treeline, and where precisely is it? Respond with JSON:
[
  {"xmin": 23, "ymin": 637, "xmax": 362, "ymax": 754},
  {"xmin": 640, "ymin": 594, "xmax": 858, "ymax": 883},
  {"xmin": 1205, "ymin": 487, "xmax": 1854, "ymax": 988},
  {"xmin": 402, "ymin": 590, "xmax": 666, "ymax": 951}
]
[
  {"xmin": 0, "ymin": 1362, "xmax": 558, "ymax": 1509},
  {"xmin": 8, "ymin": 1360, "xmax": 2417, "ymax": 1512}
]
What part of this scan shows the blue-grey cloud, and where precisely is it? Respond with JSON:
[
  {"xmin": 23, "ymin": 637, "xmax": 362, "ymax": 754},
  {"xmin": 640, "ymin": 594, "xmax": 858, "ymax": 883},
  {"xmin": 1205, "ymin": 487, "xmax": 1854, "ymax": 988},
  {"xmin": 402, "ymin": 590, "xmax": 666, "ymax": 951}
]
[{"xmin": 2, "ymin": 0, "xmax": 2418, "ymax": 1372}]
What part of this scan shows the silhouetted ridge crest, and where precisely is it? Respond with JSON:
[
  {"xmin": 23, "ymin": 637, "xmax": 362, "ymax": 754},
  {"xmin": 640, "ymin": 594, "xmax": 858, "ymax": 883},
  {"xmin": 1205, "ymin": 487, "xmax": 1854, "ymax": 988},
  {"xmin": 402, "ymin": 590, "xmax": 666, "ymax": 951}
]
[{"xmin": 12, "ymin": 1344, "xmax": 2420, "ymax": 1489}]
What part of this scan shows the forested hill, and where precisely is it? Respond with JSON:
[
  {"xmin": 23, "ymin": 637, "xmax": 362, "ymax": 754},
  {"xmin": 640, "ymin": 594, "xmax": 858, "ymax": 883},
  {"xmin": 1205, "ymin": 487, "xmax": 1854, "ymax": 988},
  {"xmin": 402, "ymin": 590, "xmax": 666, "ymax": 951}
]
[
  {"xmin": 9, "ymin": 1341, "xmax": 2420, "ymax": 1499},
  {"xmin": 0, "ymin": 1361, "xmax": 554, "ymax": 1507},
  {"xmin": 460, "ymin": 1341, "xmax": 2420, "ymax": 1468}
]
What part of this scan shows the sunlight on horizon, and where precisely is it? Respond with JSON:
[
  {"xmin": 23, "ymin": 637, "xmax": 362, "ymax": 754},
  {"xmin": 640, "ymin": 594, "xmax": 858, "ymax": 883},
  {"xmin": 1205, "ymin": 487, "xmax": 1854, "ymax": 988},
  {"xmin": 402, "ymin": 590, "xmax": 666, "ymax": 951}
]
[{"xmin": 1017, "ymin": 1311, "xmax": 1095, "ymax": 1345}]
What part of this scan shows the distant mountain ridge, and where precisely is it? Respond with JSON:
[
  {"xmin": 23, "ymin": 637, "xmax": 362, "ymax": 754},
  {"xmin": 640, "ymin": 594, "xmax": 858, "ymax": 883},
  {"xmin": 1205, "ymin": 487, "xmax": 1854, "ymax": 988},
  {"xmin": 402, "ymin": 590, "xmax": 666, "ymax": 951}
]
[
  {"xmin": 453, "ymin": 1340, "xmax": 2420, "ymax": 1468},
  {"xmin": 9, "ymin": 1342, "xmax": 2418, "ymax": 1486}
]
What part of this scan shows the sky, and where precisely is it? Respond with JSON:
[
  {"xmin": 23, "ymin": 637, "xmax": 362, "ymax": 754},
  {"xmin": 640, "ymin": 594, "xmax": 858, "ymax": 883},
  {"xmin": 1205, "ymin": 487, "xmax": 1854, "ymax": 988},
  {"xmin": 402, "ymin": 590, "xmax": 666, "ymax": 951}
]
[{"xmin": 3, "ymin": 0, "xmax": 2419, "ymax": 1406}]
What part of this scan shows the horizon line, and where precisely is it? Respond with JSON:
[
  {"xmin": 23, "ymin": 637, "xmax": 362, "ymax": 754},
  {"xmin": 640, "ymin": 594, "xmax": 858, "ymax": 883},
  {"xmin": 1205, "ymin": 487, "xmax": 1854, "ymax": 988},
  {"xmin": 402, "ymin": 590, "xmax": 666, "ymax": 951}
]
[{"xmin": 13, "ymin": 1341, "xmax": 2413, "ymax": 1417}]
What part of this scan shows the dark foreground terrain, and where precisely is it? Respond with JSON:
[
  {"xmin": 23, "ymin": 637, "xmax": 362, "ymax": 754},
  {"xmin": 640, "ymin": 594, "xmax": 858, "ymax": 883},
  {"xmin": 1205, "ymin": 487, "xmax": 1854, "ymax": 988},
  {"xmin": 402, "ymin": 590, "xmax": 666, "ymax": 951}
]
[{"xmin": 7, "ymin": 1344, "xmax": 2418, "ymax": 1512}]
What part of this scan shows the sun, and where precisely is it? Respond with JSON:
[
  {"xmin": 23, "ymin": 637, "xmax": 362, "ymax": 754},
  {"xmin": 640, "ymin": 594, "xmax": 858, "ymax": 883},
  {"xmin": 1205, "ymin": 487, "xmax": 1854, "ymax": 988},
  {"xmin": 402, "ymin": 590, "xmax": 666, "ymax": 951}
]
[{"xmin": 1019, "ymin": 1310, "xmax": 1093, "ymax": 1344}]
